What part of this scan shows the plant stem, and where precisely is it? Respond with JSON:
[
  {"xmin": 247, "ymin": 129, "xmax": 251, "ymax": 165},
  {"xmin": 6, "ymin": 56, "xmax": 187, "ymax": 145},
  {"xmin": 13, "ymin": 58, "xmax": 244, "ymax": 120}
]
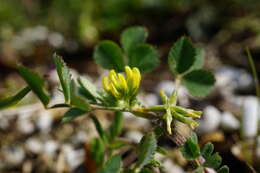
[{"xmin": 246, "ymin": 48, "xmax": 260, "ymax": 168}]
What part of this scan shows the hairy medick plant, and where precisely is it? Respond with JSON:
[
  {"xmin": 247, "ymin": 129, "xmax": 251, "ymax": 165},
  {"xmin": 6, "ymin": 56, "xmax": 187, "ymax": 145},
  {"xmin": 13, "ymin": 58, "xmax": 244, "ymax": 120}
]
[{"xmin": 0, "ymin": 26, "xmax": 229, "ymax": 173}]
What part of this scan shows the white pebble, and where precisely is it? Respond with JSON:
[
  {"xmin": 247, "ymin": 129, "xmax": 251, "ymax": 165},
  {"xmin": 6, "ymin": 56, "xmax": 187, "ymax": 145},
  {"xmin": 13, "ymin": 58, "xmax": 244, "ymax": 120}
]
[
  {"xmin": 37, "ymin": 110, "xmax": 53, "ymax": 133},
  {"xmin": 242, "ymin": 96, "xmax": 258, "ymax": 138},
  {"xmin": 125, "ymin": 130, "xmax": 143, "ymax": 143},
  {"xmin": 2, "ymin": 146, "xmax": 25, "ymax": 166},
  {"xmin": 62, "ymin": 145, "xmax": 84, "ymax": 170},
  {"xmin": 26, "ymin": 138, "xmax": 43, "ymax": 154},
  {"xmin": 196, "ymin": 106, "xmax": 221, "ymax": 134},
  {"xmin": 220, "ymin": 112, "xmax": 240, "ymax": 131},
  {"xmin": 163, "ymin": 159, "xmax": 184, "ymax": 173},
  {"xmin": 44, "ymin": 140, "xmax": 59, "ymax": 157},
  {"xmin": 156, "ymin": 81, "xmax": 175, "ymax": 95}
]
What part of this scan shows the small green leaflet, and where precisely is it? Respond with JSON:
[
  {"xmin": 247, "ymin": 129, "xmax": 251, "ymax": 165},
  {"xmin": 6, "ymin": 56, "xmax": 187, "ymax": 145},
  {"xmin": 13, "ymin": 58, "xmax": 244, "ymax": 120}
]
[
  {"xmin": 201, "ymin": 142, "xmax": 214, "ymax": 160},
  {"xmin": 97, "ymin": 155, "xmax": 122, "ymax": 173},
  {"xmin": 0, "ymin": 86, "xmax": 31, "ymax": 110},
  {"xmin": 70, "ymin": 80, "xmax": 90, "ymax": 111},
  {"xmin": 53, "ymin": 54, "xmax": 72, "ymax": 103},
  {"xmin": 168, "ymin": 36, "xmax": 196, "ymax": 74},
  {"xmin": 93, "ymin": 40, "xmax": 125, "ymax": 72},
  {"xmin": 136, "ymin": 132, "xmax": 157, "ymax": 169},
  {"xmin": 120, "ymin": 26, "xmax": 148, "ymax": 55},
  {"xmin": 182, "ymin": 69, "xmax": 215, "ymax": 97},
  {"xmin": 62, "ymin": 108, "xmax": 86, "ymax": 122},
  {"xmin": 17, "ymin": 66, "xmax": 50, "ymax": 107},
  {"xmin": 90, "ymin": 114, "xmax": 108, "ymax": 143},
  {"xmin": 89, "ymin": 138, "xmax": 105, "ymax": 164},
  {"xmin": 203, "ymin": 153, "xmax": 222, "ymax": 169},
  {"xmin": 78, "ymin": 77, "xmax": 102, "ymax": 103},
  {"xmin": 181, "ymin": 138, "xmax": 200, "ymax": 160},
  {"xmin": 109, "ymin": 111, "xmax": 123, "ymax": 141},
  {"xmin": 217, "ymin": 165, "xmax": 229, "ymax": 173},
  {"xmin": 128, "ymin": 44, "xmax": 159, "ymax": 73}
]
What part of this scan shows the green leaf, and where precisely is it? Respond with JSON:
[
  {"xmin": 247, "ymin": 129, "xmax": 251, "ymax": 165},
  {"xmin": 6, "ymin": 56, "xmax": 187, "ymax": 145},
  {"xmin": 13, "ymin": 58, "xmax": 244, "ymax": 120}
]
[
  {"xmin": 110, "ymin": 111, "xmax": 123, "ymax": 141},
  {"xmin": 168, "ymin": 36, "xmax": 196, "ymax": 74},
  {"xmin": 97, "ymin": 154, "xmax": 122, "ymax": 173},
  {"xmin": 128, "ymin": 44, "xmax": 159, "ymax": 73},
  {"xmin": 190, "ymin": 132, "xmax": 198, "ymax": 144},
  {"xmin": 90, "ymin": 138, "xmax": 105, "ymax": 164},
  {"xmin": 201, "ymin": 143, "xmax": 214, "ymax": 160},
  {"xmin": 182, "ymin": 69, "xmax": 215, "ymax": 97},
  {"xmin": 78, "ymin": 77, "xmax": 102, "ymax": 103},
  {"xmin": 70, "ymin": 81, "xmax": 90, "ymax": 111},
  {"xmin": 62, "ymin": 108, "xmax": 86, "ymax": 122},
  {"xmin": 93, "ymin": 40, "xmax": 124, "ymax": 72},
  {"xmin": 203, "ymin": 153, "xmax": 222, "ymax": 169},
  {"xmin": 136, "ymin": 132, "xmax": 157, "ymax": 169},
  {"xmin": 53, "ymin": 54, "xmax": 72, "ymax": 103},
  {"xmin": 156, "ymin": 146, "xmax": 167, "ymax": 155},
  {"xmin": 146, "ymin": 159, "xmax": 163, "ymax": 168},
  {"xmin": 181, "ymin": 138, "xmax": 200, "ymax": 160},
  {"xmin": 90, "ymin": 114, "xmax": 108, "ymax": 143},
  {"xmin": 17, "ymin": 66, "xmax": 50, "ymax": 106},
  {"xmin": 192, "ymin": 167, "xmax": 204, "ymax": 173},
  {"xmin": 189, "ymin": 46, "xmax": 205, "ymax": 72},
  {"xmin": 121, "ymin": 26, "xmax": 148, "ymax": 55},
  {"xmin": 217, "ymin": 165, "xmax": 229, "ymax": 173},
  {"xmin": 139, "ymin": 168, "xmax": 153, "ymax": 173},
  {"xmin": 0, "ymin": 86, "xmax": 31, "ymax": 110}
]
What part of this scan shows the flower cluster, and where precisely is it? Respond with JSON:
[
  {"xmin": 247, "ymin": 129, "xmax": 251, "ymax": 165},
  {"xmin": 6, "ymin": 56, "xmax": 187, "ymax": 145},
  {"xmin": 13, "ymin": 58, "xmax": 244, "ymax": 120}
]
[{"xmin": 102, "ymin": 66, "xmax": 141, "ymax": 100}]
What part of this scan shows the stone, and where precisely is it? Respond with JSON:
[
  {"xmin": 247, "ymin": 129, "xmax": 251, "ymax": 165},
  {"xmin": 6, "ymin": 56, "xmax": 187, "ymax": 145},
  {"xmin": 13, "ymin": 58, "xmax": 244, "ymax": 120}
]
[
  {"xmin": 196, "ymin": 106, "xmax": 221, "ymax": 134},
  {"xmin": 2, "ymin": 146, "xmax": 25, "ymax": 166},
  {"xmin": 62, "ymin": 144, "xmax": 84, "ymax": 170},
  {"xmin": 37, "ymin": 110, "xmax": 53, "ymax": 133},
  {"xmin": 242, "ymin": 96, "xmax": 258, "ymax": 138},
  {"xmin": 125, "ymin": 130, "xmax": 143, "ymax": 143},
  {"xmin": 26, "ymin": 137, "xmax": 43, "ymax": 154},
  {"xmin": 44, "ymin": 140, "xmax": 59, "ymax": 158},
  {"xmin": 220, "ymin": 112, "xmax": 240, "ymax": 131}
]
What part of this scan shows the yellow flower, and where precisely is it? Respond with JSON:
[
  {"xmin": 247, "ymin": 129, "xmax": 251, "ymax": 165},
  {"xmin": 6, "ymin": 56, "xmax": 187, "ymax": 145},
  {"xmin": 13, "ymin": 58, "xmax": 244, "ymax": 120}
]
[{"xmin": 102, "ymin": 66, "xmax": 141, "ymax": 99}]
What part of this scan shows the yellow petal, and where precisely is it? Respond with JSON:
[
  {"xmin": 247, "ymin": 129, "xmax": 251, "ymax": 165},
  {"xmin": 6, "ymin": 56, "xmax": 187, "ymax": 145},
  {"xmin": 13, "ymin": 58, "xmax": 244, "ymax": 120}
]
[
  {"xmin": 118, "ymin": 73, "xmax": 128, "ymax": 92},
  {"xmin": 102, "ymin": 76, "xmax": 111, "ymax": 92},
  {"xmin": 125, "ymin": 66, "xmax": 134, "ymax": 89},
  {"xmin": 110, "ymin": 83, "xmax": 122, "ymax": 98},
  {"xmin": 109, "ymin": 70, "xmax": 122, "ymax": 91},
  {"xmin": 132, "ymin": 67, "xmax": 141, "ymax": 90}
]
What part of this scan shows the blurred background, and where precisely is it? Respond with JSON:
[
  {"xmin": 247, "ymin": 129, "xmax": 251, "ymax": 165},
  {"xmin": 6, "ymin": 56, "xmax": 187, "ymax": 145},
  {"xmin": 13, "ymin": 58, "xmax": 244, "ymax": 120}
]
[{"xmin": 0, "ymin": 0, "xmax": 260, "ymax": 172}]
